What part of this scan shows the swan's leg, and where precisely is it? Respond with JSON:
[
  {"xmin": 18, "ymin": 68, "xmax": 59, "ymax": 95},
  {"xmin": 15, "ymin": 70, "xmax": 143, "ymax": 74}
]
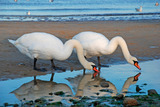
[
  {"xmin": 33, "ymin": 58, "xmax": 38, "ymax": 70},
  {"xmin": 51, "ymin": 59, "xmax": 55, "ymax": 68},
  {"xmin": 97, "ymin": 56, "xmax": 101, "ymax": 76},
  {"xmin": 50, "ymin": 73, "xmax": 55, "ymax": 81},
  {"xmin": 98, "ymin": 56, "xmax": 109, "ymax": 68},
  {"xmin": 97, "ymin": 56, "xmax": 101, "ymax": 66},
  {"xmin": 33, "ymin": 58, "xmax": 47, "ymax": 72},
  {"xmin": 51, "ymin": 59, "xmax": 66, "ymax": 71},
  {"xmin": 83, "ymin": 69, "xmax": 86, "ymax": 75},
  {"xmin": 34, "ymin": 76, "xmax": 37, "ymax": 85},
  {"xmin": 98, "ymin": 66, "xmax": 101, "ymax": 77},
  {"xmin": 83, "ymin": 56, "xmax": 87, "ymax": 75}
]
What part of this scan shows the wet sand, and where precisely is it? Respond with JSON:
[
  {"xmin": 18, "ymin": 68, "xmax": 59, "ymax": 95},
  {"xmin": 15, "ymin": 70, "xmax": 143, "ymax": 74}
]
[{"xmin": 0, "ymin": 20, "xmax": 160, "ymax": 80}]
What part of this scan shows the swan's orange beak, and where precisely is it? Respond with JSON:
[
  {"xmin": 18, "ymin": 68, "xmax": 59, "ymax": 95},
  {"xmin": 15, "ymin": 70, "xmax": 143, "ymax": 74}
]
[
  {"xmin": 133, "ymin": 72, "xmax": 141, "ymax": 81},
  {"xmin": 92, "ymin": 66, "xmax": 100, "ymax": 79},
  {"xmin": 134, "ymin": 61, "xmax": 141, "ymax": 70}
]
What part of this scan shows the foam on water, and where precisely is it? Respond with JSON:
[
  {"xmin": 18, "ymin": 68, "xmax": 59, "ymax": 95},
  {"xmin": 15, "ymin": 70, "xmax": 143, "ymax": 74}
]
[{"xmin": 0, "ymin": 0, "xmax": 160, "ymax": 21}]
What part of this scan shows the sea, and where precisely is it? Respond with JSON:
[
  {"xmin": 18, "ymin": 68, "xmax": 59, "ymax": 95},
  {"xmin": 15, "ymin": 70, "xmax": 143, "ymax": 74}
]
[{"xmin": 0, "ymin": 0, "xmax": 160, "ymax": 21}]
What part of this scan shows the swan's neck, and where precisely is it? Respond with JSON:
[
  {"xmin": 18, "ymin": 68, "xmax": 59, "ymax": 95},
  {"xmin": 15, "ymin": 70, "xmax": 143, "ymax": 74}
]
[
  {"xmin": 121, "ymin": 77, "xmax": 135, "ymax": 96},
  {"xmin": 122, "ymin": 77, "xmax": 133, "ymax": 91},
  {"xmin": 62, "ymin": 39, "xmax": 91, "ymax": 69},
  {"xmin": 105, "ymin": 36, "xmax": 132, "ymax": 63},
  {"xmin": 76, "ymin": 74, "xmax": 92, "ymax": 97}
]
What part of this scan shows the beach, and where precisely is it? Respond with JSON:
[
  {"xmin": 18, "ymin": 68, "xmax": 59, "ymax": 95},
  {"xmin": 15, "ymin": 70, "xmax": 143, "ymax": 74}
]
[{"xmin": 0, "ymin": 20, "xmax": 160, "ymax": 81}]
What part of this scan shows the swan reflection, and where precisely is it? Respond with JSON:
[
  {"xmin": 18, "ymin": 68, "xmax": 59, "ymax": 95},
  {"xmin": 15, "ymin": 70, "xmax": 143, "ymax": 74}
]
[
  {"xmin": 11, "ymin": 73, "xmax": 73, "ymax": 102},
  {"xmin": 75, "ymin": 74, "xmax": 117, "ymax": 97},
  {"xmin": 121, "ymin": 72, "xmax": 141, "ymax": 96},
  {"xmin": 71, "ymin": 72, "xmax": 141, "ymax": 97},
  {"xmin": 11, "ymin": 72, "xmax": 141, "ymax": 103}
]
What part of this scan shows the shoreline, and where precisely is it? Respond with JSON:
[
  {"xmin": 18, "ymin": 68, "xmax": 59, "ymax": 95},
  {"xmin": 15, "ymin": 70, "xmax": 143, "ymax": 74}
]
[
  {"xmin": 0, "ymin": 20, "xmax": 160, "ymax": 81},
  {"xmin": 0, "ymin": 13, "xmax": 160, "ymax": 22}
]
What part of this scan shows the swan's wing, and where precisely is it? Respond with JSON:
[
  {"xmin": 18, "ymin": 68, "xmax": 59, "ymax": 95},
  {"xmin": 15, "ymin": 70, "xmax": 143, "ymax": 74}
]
[
  {"xmin": 15, "ymin": 32, "xmax": 64, "ymax": 59},
  {"xmin": 73, "ymin": 31, "xmax": 109, "ymax": 57}
]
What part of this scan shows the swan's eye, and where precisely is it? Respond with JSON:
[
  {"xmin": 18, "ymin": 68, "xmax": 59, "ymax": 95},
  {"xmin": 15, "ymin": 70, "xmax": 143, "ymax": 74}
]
[
  {"xmin": 91, "ymin": 65, "xmax": 96, "ymax": 68},
  {"xmin": 133, "ymin": 60, "xmax": 141, "ymax": 70},
  {"xmin": 133, "ymin": 60, "xmax": 138, "ymax": 64},
  {"xmin": 91, "ymin": 65, "xmax": 99, "ymax": 73}
]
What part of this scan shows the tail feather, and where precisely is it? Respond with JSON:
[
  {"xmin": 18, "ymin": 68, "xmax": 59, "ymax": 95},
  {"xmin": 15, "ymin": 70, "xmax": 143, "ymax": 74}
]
[{"xmin": 8, "ymin": 39, "xmax": 16, "ymax": 45}]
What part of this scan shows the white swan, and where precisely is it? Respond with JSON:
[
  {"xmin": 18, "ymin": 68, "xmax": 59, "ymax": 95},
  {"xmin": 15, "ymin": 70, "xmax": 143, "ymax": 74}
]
[
  {"xmin": 8, "ymin": 32, "xmax": 100, "ymax": 75},
  {"xmin": 72, "ymin": 31, "xmax": 141, "ymax": 70},
  {"xmin": 135, "ymin": 6, "xmax": 142, "ymax": 12}
]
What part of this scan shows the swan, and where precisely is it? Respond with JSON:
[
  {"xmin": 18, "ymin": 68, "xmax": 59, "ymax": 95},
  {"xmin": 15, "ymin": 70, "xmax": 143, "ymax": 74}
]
[
  {"xmin": 8, "ymin": 32, "xmax": 100, "ymax": 76},
  {"xmin": 72, "ymin": 31, "xmax": 141, "ymax": 70},
  {"xmin": 135, "ymin": 6, "xmax": 142, "ymax": 12}
]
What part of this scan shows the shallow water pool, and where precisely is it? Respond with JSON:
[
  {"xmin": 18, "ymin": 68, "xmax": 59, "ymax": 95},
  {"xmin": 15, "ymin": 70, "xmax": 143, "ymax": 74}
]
[{"xmin": 0, "ymin": 59, "xmax": 160, "ymax": 106}]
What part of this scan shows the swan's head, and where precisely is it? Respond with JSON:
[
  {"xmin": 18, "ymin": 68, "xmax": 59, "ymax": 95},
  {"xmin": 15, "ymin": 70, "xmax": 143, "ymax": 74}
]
[
  {"xmin": 133, "ymin": 72, "xmax": 141, "ymax": 81},
  {"xmin": 130, "ymin": 72, "xmax": 141, "ymax": 84},
  {"xmin": 85, "ymin": 62, "xmax": 100, "ymax": 78},
  {"xmin": 125, "ymin": 73, "xmax": 141, "ymax": 87},
  {"xmin": 128, "ymin": 56, "xmax": 141, "ymax": 70},
  {"xmin": 92, "ymin": 65, "xmax": 100, "ymax": 79},
  {"xmin": 123, "ymin": 73, "xmax": 141, "ymax": 93}
]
